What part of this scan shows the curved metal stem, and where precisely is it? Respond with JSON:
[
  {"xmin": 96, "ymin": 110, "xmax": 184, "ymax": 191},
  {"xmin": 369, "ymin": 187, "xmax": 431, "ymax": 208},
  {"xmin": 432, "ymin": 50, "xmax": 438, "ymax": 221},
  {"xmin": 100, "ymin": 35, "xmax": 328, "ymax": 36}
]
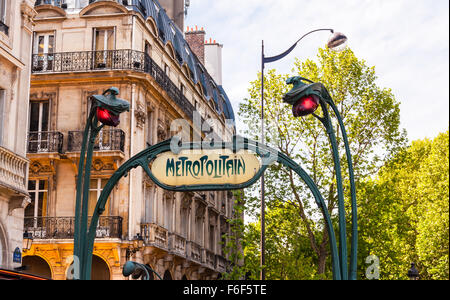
[
  {"xmin": 328, "ymin": 101, "xmax": 358, "ymax": 280},
  {"xmin": 314, "ymin": 101, "xmax": 348, "ymax": 280}
]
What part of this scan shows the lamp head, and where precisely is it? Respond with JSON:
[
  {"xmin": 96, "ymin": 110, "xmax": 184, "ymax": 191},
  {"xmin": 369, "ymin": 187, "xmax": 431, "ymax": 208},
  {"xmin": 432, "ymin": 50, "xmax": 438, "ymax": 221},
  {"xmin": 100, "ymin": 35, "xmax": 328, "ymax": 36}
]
[
  {"xmin": 122, "ymin": 261, "xmax": 138, "ymax": 277},
  {"xmin": 92, "ymin": 87, "xmax": 130, "ymax": 127},
  {"xmin": 327, "ymin": 32, "xmax": 348, "ymax": 51},
  {"xmin": 283, "ymin": 76, "xmax": 327, "ymax": 117}
]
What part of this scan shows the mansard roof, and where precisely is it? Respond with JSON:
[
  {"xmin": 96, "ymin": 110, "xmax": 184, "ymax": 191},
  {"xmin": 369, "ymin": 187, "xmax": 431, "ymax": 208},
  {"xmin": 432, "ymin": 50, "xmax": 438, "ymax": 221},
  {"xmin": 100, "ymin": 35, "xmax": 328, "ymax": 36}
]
[
  {"xmin": 35, "ymin": 0, "xmax": 235, "ymax": 122},
  {"xmin": 134, "ymin": 0, "xmax": 234, "ymax": 121}
]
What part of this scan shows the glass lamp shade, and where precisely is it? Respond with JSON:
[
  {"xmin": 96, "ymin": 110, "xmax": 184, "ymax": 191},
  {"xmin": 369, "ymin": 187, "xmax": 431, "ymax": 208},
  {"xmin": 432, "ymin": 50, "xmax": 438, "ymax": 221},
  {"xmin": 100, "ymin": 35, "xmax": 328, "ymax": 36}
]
[
  {"xmin": 23, "ymin": 231, "xmax": 33, "ymax": 251},
  {"xmin": 327, "ymin": 32, "xmax": 348, "ymax": 52},
  {"xmin": 292, "ymin": 95, "xmax": 320, "ymax": 117},
  {"xmin": 96, "ymin": 107, "xmax": 120, "ymax": 127}
]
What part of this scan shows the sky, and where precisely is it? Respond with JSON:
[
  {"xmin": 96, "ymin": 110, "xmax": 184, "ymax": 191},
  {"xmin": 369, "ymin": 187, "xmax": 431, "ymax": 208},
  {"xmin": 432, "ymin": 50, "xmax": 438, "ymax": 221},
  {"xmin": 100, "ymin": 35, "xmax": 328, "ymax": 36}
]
[{"xmin": 185, "ymin": 0, "xmax": 449, "ymax": 142}]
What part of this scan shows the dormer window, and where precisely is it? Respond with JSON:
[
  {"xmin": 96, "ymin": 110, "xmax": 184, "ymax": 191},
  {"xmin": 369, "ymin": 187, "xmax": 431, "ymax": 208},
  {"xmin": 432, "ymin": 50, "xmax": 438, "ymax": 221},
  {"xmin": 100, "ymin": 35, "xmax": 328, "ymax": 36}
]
[{"xmin": 0, "ymin": 0, "xmax": 8, "ymax": 35}]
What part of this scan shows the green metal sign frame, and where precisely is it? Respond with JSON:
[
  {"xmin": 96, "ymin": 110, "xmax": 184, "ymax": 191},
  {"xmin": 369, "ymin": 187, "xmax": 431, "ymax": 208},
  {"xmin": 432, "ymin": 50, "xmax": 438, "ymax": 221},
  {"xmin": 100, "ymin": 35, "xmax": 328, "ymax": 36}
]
[{"xmin": 77, "ymin": 136, "xmax": 342, "ymax": 280}]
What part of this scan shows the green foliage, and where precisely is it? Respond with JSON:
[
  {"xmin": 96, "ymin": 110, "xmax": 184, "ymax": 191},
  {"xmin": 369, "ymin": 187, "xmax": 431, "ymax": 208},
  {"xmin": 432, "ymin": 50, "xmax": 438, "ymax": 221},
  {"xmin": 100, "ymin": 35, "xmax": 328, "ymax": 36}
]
[{"xmin": 358, "ymin": 131, "xmax": 449, "ymax": 280}]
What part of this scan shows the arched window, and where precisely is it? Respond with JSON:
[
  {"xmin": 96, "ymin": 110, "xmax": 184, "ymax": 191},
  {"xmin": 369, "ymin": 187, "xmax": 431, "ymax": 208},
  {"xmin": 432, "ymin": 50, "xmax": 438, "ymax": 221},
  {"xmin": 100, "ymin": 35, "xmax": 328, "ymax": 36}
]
[{"xmin": 163, "ymin": 270, "xmax": 172, "ymax": 280}]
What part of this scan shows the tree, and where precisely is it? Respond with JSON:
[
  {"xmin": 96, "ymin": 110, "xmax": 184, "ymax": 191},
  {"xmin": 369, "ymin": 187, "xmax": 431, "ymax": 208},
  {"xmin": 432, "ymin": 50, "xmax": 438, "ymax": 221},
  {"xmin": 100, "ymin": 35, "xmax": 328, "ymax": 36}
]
[
  {"xmin": 238, "ymin": 47, "xmax": 407, "ymax": 278},
  {"xmin": 358, "ymin": 131, "xmax": 449, "ymax": 279}
]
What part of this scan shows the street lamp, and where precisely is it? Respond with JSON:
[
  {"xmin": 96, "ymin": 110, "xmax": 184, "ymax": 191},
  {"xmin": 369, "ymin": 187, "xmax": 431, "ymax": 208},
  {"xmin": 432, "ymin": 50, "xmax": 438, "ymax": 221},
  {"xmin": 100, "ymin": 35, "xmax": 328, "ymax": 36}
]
[
  {"xmin": 126, "ymin": 234, "xmax": 144, "ymax": 260},
  {"xmin": 123, "ymin": 261, "xmax": 163, "ymax": 280},
  {"xmin": 260, "ymin": 28, "xmax": 347, "ymax": 280},
  {"xmin": 22, "ymin": 231, "xmax": 33, "ymax": 252},
  {"xmin": 407, "ymin": 263, "xmax": 420, "ymax": 280},
  {"xmin": 282, "ymin": 75, "xmax": 358, "ymax": 280},
  {"xmin": 73, "ymin": 87, "xmax": 129, "ymax": 280}
]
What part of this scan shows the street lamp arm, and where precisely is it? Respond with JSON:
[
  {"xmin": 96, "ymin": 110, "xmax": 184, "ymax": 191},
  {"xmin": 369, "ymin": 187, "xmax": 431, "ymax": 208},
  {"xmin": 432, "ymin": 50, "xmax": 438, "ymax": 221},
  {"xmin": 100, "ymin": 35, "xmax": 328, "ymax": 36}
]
[{"xmin": 263, "ymin": 29, "xmax": 334, "ymax": 64}]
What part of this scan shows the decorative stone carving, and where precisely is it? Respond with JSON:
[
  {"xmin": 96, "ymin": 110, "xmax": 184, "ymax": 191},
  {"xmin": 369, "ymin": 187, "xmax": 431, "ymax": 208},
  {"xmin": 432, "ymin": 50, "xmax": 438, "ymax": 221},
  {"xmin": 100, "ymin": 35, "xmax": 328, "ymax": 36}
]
[
  {"xmin": 8, "ymin": 196, "xmax": 31, "ymax": 215},
  {"xmin": 181, "ymin": 192, "xmax": 193, "ymax": 209},
  {"xmin": 135, "ymin": 104, "xmax": 146, "ymax": 129}
]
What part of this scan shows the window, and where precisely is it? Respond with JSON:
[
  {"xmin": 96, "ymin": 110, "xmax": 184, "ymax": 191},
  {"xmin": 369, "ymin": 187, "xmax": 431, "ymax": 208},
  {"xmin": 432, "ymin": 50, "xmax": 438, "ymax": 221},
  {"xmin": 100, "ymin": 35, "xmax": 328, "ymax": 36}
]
[
  {"xmin": 180, "ymin": 207, "xmax": 189, "ymax": 237},
  {"xmin": 164, "ymin": 195, "xmax": 173, "ymax": 231},
  {"xmin": 33, "ymin": 33, "xmax": 55, "ymax": 71},
  {"xmin": 143, "ymin": 184, "xmax": 154, "ymax": 223},
  {"xmin": 0, "ymin": 0, "xmax": 6, "ymax": 26},
  {"xmin": 0, "ymin": 89, "xmax": 5, "ymax": 145},
  {"xmin": 195, "ymin": 216, "xmax": 203, "ymax": 244},
  {"xmin": 209, "ymin": 224, "xmax": 215, "ymax": 251},
  {"xmin": 26, "ymin": 180, "xmax": 49, "ymax": 220},
  {"xmin": 144, "ymin": 41, "xmax": 152, "ymax": 57},
  {"xmin": 28, "ymin": 101, "xmax": 50, "ymax": 152},
  {"xmin": 0, "ymin": 0, "xmax": 6, "ymax": 21},
  {"xmin": 180, "ymin": 83, "xmax": 185, "ymax": 96},
  {"xmin": 89, "ymin": 178, "xmax": 110, "ymax": 216},
  {"xmin": 146, "ymin": 110, "xmax": 153, "ymax": 146},
  {"xmin": 164, "ymin": 63, "xmax": 170, "ymax": 76},
  {"xmin": 93, "ymin": 28, "xmax": 115, "ymax": 68}
]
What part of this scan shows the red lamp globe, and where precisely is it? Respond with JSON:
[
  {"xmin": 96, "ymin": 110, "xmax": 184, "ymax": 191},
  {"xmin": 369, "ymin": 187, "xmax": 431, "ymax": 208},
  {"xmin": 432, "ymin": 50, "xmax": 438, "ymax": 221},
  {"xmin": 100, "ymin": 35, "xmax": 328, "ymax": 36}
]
[
  {"xmin": 97, "ymin": 107, "xmax": 120, "ymax": 127},
  {"xmin": 292, "ymin": 94, "xmax": 320, "ymax": 117}
]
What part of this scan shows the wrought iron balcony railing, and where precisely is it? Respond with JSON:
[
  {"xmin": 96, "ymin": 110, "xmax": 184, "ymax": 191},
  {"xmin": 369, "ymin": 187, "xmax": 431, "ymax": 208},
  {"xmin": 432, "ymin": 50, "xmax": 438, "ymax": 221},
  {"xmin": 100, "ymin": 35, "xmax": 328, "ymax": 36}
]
[
  {"xmin": 27, "ymin": 131, "xmax": 64, "ymax": 154},
  {"xmin": 24, "ymin": 216, "xmax": 123, "ymax": 239},
  {"xmin": 68, "ymin": 129, "xmax": 125, "ymax": 152},
  {"xmin": 34, "ymin": 0, "xmax": 135, "ymax": 10},
  {"xmin": 34, "ymin": 0, "xmax": 66, "ymax": 8},
  {"xmin": 31, "ymin": 49, "xmax": 195, "ymax": 120}
]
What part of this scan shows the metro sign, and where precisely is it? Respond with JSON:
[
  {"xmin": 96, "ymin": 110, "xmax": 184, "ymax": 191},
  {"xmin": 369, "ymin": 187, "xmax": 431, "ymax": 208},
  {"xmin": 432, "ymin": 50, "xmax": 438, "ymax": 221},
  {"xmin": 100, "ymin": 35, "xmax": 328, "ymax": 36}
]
[{"xmin": 151, "ymin": 149, "xmax": 261, "ymax": 188}]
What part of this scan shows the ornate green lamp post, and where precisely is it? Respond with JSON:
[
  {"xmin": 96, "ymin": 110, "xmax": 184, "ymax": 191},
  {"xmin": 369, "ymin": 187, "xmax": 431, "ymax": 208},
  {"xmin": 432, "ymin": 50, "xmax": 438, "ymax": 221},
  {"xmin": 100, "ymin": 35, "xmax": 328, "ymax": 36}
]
[
  {"xmin": 283, "ymin": 76, "xmax": 358, "ymax": 280},
  {"xmin": 73, "ymin": 87, "xmax": 129, "ymax": 280},
  {"xmin": 260, "ymin": 29, "xmax": 349, "ymax": 280}
]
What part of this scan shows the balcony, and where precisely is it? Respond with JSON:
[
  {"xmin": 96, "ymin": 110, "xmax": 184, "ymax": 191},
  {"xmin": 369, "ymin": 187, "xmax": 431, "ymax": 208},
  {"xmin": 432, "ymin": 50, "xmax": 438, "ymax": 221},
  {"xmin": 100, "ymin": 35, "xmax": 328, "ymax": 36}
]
[
  {"xmin": 68, "ymin": 129, "xmax": 125, "ymax": 152},
  {"xmin": 215, "ymin": 255, "xmax": 227, "ymax": 274},
  {"xmin": 187, "ymin": 241, "xmax": 203, "ymax": 265},
  {"xmin": 23, "ymin": 216, "xmax": 123, "ymax": 239},
  {"xmin": 140, "ymin": 223, "xmax": 169, "ymax": 250},
  {"xmin": 205, "ymin": 249, "xmax": 216, "ymax": 269},
  {"xmin": 31, "ymin": 49, "xmax": 195, "ymax": 120},
  {"xmin": 0, "ymin": 146, "xmax": 28, "ymax": 195},
  {"xmin": 27, "ymin": 131, "xmax": 64, "ymax": 154},
  {"xmin": 168, "ymin": 232, "xmax": 187, "ymax": 258}
]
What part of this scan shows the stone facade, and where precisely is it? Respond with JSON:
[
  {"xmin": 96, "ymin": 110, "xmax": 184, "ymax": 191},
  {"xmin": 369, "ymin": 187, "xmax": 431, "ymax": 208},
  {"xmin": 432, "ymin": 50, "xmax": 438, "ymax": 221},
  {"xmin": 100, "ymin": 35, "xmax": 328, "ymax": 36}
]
[
  {"xmin": 0, "ymin": 0, "xmax": 36, "ymax": 270},
  {"xmin": 22, "ymin": 0, "xmax": 237, "ymax": 280}
]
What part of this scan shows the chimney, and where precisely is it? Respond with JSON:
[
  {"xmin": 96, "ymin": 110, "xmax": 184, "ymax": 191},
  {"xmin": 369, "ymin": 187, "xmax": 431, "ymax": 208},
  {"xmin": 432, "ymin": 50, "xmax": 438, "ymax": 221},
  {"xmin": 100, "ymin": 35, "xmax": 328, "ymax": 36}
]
[
  {"xmin": 158, "ymin": 0, "xmax": 185, "ymax": 31},
  {"xmin": 204, "ymin": 39, "xmax": 223, "ymax": 85},
  {"xmin": 185, "ymin": 26, "xmax": 206, "ymax": 64}
]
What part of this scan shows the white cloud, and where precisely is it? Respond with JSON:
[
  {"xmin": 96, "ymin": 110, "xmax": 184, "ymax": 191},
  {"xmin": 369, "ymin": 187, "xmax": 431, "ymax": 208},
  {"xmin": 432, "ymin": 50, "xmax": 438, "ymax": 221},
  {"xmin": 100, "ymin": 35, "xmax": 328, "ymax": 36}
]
[{"xmin": 186, "ymin": 0, "xmax": 449, "ymax": 141}]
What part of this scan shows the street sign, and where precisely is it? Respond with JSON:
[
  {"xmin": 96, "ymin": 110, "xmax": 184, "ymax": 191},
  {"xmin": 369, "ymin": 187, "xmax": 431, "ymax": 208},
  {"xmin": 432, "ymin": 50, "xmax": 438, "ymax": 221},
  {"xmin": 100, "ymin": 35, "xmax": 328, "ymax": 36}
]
[
  {"xmin": 13, "ymin": 247, "xmax": 21, "ymax": 263},
  {"xmin": 151, "ymin": 149, "xmax": 261, "ymax": 187}
]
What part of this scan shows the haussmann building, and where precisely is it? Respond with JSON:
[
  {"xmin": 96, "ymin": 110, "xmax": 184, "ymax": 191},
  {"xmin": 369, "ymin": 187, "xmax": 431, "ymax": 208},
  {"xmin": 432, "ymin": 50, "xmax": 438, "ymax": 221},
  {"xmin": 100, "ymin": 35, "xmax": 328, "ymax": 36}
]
[{"xmin": 22, "ymin": 0, "xmax": 239, "ymax": 280}]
